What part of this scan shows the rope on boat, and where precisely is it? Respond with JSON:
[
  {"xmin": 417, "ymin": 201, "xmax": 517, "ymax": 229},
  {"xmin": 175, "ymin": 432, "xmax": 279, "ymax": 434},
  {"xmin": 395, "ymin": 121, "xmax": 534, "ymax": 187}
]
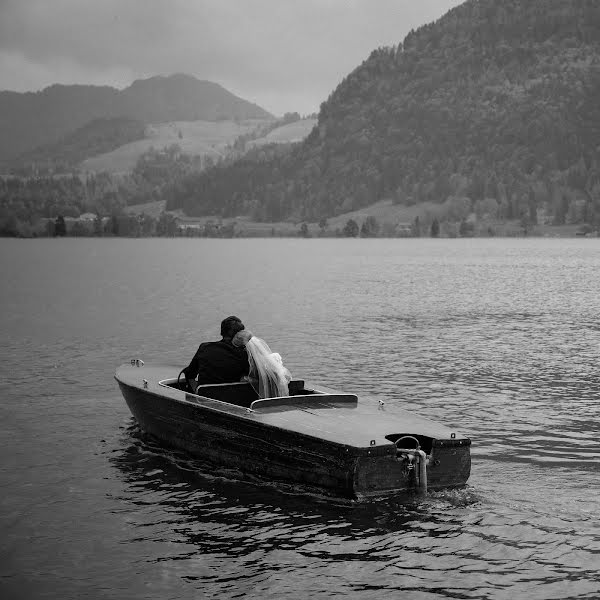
[{"xmin": 395, "ymin": 436, "xmax": 428, "ymax": 495}]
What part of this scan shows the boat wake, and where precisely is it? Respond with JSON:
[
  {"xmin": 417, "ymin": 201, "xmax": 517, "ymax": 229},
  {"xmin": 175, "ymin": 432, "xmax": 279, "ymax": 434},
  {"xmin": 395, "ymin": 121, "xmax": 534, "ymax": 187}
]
[{"xmin": 427, "ymin": 487, "xmax": 483, "ymax": 508}]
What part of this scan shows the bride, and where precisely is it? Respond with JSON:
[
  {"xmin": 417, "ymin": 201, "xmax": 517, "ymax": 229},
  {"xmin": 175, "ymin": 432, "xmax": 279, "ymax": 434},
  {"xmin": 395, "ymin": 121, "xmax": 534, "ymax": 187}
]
[{"xmin": 232, "ymin": 330, "xmax": 291, "ymax": 399}]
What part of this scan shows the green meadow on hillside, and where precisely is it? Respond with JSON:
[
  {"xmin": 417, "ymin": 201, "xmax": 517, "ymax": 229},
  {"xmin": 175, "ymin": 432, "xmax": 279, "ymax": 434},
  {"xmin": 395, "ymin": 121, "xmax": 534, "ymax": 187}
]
[
  {"xmin": 81, "ymin": 119, "xmax": 272, "ymax": 174},
  {"xmin": 248, "ymin": 118, "xmax": 317, "ymax": 148},
  {"xmin": 79, "ymin": 118, "xmax": 317, "ymax": 174}
]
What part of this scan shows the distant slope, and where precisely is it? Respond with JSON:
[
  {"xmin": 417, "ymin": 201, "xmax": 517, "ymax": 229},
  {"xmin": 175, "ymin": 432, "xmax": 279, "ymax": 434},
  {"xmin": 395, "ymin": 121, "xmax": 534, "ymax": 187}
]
[
  {"xmin": 81, "ymin": 116, "xmax": 315, "ymax": 175},
  {"xmin": 165, "ymin": 0, "xmax": 600, "ymax": 224},
  {"xmin": 118, "ymin": 74, "xmax": 271, "ymax": 123},
  {"xmin": 81, "ymin": 119, "xmax": 271, "ymax": 174},
  {"xmin": 8, "ymin": 117, "xmax": 145, "ymax": 172},
  {"xmin": 247, "ymin": 118, "xmax": 318, "ymax": 148},
  {"xmin": 0, "ymin": 73, "xmax": 273, "ymax": 161},
  {"xmin": 124, "ymin": 200, "xmax": 167, "ymax": 219}
]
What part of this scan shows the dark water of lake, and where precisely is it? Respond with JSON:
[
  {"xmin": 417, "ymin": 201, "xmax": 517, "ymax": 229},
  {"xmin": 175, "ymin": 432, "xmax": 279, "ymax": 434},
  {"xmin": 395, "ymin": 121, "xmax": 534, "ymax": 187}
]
[{"xmin": 1, "ymin": 238, "xmax": 599, "ymax": 600}]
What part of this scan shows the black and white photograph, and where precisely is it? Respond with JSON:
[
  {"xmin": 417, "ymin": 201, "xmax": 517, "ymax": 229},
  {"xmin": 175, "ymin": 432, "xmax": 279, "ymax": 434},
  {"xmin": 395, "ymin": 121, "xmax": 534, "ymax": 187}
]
[{"xmin": 1, "ymin": 1, "xmax": 599, "ymax": 598}]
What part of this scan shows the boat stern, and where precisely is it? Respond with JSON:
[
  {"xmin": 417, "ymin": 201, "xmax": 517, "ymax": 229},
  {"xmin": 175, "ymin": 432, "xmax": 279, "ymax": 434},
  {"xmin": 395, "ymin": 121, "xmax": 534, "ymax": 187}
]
[{"xmin": 352, "ymin": 432, "xmax": 471, "ymax": 498}]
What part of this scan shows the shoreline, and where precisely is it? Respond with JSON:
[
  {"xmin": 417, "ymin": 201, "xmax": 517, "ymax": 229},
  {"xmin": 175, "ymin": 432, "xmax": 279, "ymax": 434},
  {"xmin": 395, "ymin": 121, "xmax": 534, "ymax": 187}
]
[{"xmin": 2, "ymin": 230, "xmax": 598, "ymax": 240}]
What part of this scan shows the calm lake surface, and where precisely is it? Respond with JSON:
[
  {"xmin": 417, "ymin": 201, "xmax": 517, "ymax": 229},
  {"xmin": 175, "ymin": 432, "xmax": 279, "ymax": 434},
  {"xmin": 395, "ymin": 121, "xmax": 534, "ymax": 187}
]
[{"xmin": 1, "ymin": 238, "xmax": 599, "ymax": 600}]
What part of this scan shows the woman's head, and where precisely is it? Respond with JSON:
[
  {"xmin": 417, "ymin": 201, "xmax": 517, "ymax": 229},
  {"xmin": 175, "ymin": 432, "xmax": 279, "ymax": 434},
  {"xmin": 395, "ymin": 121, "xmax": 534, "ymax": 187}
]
[{"xmin": 232, "ymin": 329, "xmax": 253, "ymax": 347}]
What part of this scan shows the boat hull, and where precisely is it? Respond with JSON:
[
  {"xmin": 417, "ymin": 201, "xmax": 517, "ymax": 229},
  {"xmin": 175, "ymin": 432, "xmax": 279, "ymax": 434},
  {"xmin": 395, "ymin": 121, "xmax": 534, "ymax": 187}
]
[
  {"xmin": 116, "ymin": 365, "xmax": 471, "ymax": 499},
  {"xmin": 118, "ymin": 380, "xmax": 358, "ymax": 494}
]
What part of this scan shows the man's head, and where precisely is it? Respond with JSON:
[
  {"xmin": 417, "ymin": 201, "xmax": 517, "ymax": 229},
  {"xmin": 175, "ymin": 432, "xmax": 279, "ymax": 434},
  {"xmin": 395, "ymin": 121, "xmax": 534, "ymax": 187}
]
[{"xmin": 220, "ymin": 315, "xmax": 245, "ymax": 340}]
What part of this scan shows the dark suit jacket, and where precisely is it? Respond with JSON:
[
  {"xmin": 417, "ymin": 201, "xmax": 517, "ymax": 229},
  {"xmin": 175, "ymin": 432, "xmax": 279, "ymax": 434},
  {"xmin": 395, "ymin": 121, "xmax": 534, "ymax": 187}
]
[{"xmin": 183, "ymin": 340, "xmax": 249, "ymax": 385}]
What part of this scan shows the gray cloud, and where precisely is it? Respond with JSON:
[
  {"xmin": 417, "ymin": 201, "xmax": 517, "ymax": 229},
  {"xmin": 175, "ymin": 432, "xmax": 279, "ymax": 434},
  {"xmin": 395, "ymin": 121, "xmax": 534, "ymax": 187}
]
[{"xmin": 0, "ymin": 0, "xmax": 462, "ymax": 115}]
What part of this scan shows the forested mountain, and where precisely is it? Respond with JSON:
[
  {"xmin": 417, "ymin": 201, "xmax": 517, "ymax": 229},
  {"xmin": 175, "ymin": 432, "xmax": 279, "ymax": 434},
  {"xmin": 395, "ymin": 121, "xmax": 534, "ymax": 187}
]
[
  {"xmin": 166, "ymin": 0, "xmax": 600, "ymax": 226},
  {"xmin": 0, "ymin": 74, "xmax": 272, "ymax": 162}
]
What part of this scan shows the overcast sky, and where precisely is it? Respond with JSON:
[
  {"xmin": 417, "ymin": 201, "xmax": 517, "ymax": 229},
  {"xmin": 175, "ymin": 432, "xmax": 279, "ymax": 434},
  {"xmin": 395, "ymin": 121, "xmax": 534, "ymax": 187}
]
[{"xmin": 0, "ymin": 0, "xmax": 463, "ymax": 116}]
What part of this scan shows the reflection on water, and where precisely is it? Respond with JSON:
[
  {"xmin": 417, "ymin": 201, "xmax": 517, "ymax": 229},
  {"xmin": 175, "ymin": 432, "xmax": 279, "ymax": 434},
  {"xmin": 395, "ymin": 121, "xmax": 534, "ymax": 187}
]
[{"xmin": 2, "ymin": 238, "xmax": 600, "ymax": 599}]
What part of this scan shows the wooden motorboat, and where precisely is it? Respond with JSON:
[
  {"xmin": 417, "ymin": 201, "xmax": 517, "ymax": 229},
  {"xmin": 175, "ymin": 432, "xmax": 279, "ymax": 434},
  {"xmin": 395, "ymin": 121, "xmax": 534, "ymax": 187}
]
[{"xmin": 115, "ymin": 361, "xmax": 471, "ymax": 500}]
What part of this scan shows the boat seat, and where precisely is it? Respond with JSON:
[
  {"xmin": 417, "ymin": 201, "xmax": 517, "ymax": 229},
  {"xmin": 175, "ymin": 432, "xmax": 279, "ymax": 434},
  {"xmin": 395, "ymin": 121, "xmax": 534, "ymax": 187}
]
[
  {"xmin": 195, "ymin": 381, "xmax": 259, "ymax": 407},
  {"xmin": 193, "ymin": 379, "xmax": 309, "ymax": 406},
  {"xmin": 288, "ymin": 379, "xmax": 305, "ymax": 395}
]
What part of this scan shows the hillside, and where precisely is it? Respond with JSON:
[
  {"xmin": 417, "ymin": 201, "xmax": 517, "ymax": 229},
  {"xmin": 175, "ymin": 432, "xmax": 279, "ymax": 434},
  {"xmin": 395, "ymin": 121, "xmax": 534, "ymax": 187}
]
[
  {"xmin": 247, "ymin": 118, "xmax": 318, "ymax": 148},
  {"xmin": 0, "ymin": 74, "xmax": 273, "ymax": 162},
  {"xmin": 165, "ymin": 0, "xmax": 600, "ymax": 229},
  {"xmin": 80, "ymin": 119, "xmax": 270, "ymax": 174},
  {"xmin": 0, "ymin": 112, "xmax": 319, "ymax": 235},
  {"xmin": 6, "ymin": 117, "xmax": 146, "ymax": 174},
  {"xmin": 81, "ymin": 117, "xmax": 316, "ymax": 175}
]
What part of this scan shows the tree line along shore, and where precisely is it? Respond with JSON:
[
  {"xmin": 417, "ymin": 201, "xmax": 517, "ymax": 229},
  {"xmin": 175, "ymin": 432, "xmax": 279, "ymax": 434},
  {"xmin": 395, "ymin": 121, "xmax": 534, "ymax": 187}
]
[{"xmin": 17, "ymin": 210, "xmax": 599, "ymax": 239}]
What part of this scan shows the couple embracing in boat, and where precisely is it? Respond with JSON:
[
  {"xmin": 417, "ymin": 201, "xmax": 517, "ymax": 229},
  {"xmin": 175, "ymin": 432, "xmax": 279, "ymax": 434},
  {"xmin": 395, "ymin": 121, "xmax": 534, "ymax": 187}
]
[{"xmin": 182, "ymin": 315, "xmax": 291, "ymax": 399}]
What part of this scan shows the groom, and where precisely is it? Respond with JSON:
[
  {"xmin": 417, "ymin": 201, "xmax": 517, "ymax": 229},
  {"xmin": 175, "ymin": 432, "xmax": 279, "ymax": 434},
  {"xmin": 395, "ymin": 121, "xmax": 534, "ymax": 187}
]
[{"xmin": 182, "ymin": 315, "xmax": 249, "ymax": 392}]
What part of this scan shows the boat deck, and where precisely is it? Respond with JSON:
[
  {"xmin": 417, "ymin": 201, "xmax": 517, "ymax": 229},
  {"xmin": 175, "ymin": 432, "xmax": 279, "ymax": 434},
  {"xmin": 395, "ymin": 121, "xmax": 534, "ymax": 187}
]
[{"xmin": 116, "ymin": 363, "xmax": 466, "ymax": 450}]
